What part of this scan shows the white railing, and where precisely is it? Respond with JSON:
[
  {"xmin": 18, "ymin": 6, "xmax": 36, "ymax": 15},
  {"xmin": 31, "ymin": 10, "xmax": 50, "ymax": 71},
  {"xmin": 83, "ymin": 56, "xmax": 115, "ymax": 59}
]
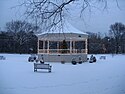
[{"xmin": 38, "ymin": 49, "xmax": 87, "ymax": 54}]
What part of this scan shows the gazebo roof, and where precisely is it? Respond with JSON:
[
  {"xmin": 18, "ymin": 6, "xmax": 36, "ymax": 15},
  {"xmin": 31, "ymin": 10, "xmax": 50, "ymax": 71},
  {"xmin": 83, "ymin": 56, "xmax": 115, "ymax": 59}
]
[
  {"xmin": 62, "ymin": 22, "xmax": 87, "ymax": 34},
  {"xmin": 37, "ymin": 22, "xmax": 88, "ymax": 41}
]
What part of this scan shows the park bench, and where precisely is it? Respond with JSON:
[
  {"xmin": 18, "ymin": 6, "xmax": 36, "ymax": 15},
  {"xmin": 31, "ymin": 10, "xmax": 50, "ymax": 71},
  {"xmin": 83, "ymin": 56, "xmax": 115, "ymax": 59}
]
[
  {"xmin": 0, "ymin": 56, "xmax": 6, "ymax": 60},
  {"xmin": 34, "ymin": 63, "xmax": 52, "ymax": 72},
  {"xmin": 100, "ymin": 56, "xmax": 106, "ymax": 60}
]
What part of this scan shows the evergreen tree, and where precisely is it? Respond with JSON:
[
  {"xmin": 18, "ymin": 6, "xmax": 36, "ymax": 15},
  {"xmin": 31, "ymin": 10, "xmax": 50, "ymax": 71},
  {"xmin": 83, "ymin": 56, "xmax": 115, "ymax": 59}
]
[{"xmin": 61, "ymin": 40, "xmax": 68, "ymax": 53}]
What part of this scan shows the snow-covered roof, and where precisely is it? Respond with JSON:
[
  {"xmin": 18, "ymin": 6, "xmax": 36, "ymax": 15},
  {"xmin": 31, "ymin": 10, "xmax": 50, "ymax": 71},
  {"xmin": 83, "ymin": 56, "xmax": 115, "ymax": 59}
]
[
  {"xmin": 63, "ymin": 22, "xmax": 87, "ymax": 35},
  {"xmin": 37, "ymin": 22, "xmax": 88, "ymax": 41},
  {"xmin": 36, "ymin": 22, "xmax": 88, "ymax": 36}
]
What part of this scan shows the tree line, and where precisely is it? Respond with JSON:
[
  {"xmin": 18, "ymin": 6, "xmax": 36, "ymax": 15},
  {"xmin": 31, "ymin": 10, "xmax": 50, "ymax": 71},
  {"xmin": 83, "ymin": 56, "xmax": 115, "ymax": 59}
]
[
  {"xmin": 88, "ymin": 22, "xmax": 125, "ymax": 54},
  {"xmin": 0, "ymin": 20, "xmax": 125, "ymax": 54},
  {"xmin": 0, "ymin": 20, "xmax": 37, "ymax": 54}
]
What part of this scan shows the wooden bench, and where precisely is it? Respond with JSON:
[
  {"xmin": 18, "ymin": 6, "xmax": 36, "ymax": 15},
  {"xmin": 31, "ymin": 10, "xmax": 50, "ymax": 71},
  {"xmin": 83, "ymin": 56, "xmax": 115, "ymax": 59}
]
[
  {"xmin": 100, "ymin": 56, "xmax": 106, "ymax": 60},
  {"xmin": 34, "ymin": 63, "xmax": 52, "ymax": 72},
  {"xmin": 0, "ymin": 56, "xmax": 6, "ymax": 60}
]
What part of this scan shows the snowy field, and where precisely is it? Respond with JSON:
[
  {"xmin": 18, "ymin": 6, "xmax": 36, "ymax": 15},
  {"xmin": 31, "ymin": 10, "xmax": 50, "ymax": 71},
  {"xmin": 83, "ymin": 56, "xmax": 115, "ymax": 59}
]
[{"xmin": 0, "ymin": 54, "xmax": 125, "ymax": 94}]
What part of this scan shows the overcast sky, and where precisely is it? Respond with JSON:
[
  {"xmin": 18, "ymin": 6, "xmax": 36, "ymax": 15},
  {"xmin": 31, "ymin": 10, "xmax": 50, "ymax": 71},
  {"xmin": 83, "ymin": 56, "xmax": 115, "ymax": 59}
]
[{"xmin": 0, "ymin": 0, "xmax": 125, "ymax": 34}]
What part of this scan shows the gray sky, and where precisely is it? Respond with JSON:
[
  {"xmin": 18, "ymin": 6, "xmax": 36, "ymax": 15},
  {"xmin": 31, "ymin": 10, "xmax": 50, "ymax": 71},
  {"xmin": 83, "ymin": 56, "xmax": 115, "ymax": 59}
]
[
  {"xmin": 68, "ymin": 0, "xmax": 125, "ymax": 34},
  {"xmin": 0, "ymin": 0, "xmax": 125, "ymax": 34},
  {"xmin": 0, "ymin": 0, "xmax": 24, "ymax": 29}
]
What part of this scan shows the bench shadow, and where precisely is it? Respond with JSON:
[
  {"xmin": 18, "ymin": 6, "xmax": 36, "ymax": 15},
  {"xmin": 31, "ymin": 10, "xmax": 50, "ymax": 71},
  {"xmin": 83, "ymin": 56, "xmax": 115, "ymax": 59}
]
[{"xmin": 34, "ymin": 71, "xmax": 53, "ymax": 73}]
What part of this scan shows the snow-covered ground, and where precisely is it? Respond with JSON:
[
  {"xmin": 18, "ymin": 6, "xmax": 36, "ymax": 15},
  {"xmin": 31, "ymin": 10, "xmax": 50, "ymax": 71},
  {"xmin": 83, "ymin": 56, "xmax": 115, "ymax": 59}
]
[{"xmin": 0, "ymin": 54, "xmax": 125, "ymax": 94}]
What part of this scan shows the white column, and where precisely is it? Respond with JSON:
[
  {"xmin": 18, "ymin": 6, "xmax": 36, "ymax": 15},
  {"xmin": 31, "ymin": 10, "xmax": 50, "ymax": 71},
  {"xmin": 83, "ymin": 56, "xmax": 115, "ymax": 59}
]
[
  {"xmin": 73, "ymin": 41, "xmax": 75, "ymax": 53},
  {"xmin": 85, "ymin": 39, "xmax": 88, "ymax": 54},
  {"xmin": 70, "ymin": 38, "xmax": 72, "ymax": 54}
]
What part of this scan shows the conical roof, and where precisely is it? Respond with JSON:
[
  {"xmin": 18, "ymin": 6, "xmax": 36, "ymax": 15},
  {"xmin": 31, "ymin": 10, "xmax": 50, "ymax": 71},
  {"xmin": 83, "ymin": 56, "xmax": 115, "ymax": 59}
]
[
  {"xmin": 36, "ymin": 22, "xmax": 87, "ymax": 36},
  {"xmin": 63, "ymin": 22, "xmax": 87, "ymax": 35}
]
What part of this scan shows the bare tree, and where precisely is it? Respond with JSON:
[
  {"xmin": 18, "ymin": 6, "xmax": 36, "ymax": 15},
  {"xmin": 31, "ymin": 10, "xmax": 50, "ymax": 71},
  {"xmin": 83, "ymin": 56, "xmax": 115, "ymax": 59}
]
[
  {"xmin": 109, "ymin": 22, "xmax": 125, "ymax": 54},
  {"xmin": 6, "ymin": 20, "xmax": 38, "ymax": 53},
  {"xmin": 6, "ymin": 20, "xmax": 36, "ymax": 45},
  {"xmin": 19, "ymin": 0, "xmax": 112, "ymax": 34}
]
